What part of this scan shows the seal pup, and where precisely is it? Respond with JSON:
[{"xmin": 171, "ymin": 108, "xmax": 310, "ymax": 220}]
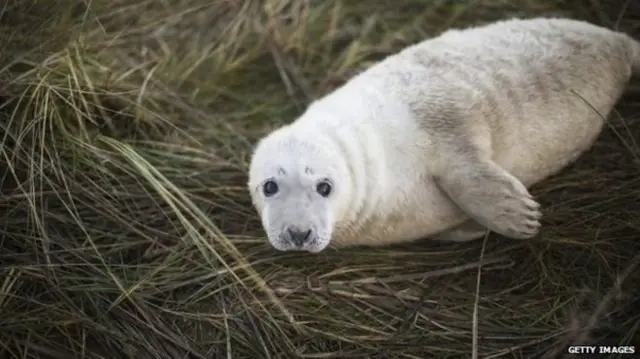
[{"xmin": 247, "ymin": 17, "xmax": 640, "ymax": 253}]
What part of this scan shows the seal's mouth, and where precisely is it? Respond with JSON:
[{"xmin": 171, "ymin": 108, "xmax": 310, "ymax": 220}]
[
  {"xmin": 302, "ymin": 238, "xmax": 327, "ymax": 253},
  {"xmin": 270, "ymin": 232, "xmax": 330, "ymax": 253}
]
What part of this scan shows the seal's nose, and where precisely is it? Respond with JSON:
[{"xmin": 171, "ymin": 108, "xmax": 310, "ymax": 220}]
[{"xmin": 286, "ymin": 227, "xmax": 312, "ymax": 247}]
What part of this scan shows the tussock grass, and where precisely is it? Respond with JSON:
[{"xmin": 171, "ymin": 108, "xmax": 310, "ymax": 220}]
[{"xmin": 1, "ymin": 0, "xmax": 639, "ymax": 358}]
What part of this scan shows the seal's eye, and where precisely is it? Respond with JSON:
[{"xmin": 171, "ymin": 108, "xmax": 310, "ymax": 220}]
[
  {"xmin": 316, "ymin": 181, "xmax": 332, "ymax": 197},
  {"xmin": 263, "ymin": 180, "xmax": 279, "ymax": 197}
]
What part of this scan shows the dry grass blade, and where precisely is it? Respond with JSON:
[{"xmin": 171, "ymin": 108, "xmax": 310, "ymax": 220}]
[{"xmin": 1, "ymin": 0, "xmax": 639, "ymax": 358}]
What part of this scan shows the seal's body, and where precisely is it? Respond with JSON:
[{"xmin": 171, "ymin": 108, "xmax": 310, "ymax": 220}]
[{"xmin": 248, "ymin": 17, "xmax": 640, "ymax": 253}]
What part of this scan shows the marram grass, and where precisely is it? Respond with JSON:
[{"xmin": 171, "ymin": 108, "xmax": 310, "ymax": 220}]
[{"xmin": 0, "ymin": 0, "xmax": 639, "ymax": 358}]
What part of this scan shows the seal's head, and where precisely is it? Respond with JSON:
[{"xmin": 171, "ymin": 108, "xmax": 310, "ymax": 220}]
[{"xmin": 248, "ymin": 124, "xmax": 351, "ymax": 253}]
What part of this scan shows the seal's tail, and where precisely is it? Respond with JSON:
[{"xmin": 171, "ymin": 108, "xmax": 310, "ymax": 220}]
[{"xmin": 631, "ymin": 36, "xmax": 640, "ymax": 74}]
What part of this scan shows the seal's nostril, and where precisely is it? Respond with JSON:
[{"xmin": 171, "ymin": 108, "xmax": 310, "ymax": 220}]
[{"xmin": 287, "ymin": 228, "xmax": 313, "ymax": 247}]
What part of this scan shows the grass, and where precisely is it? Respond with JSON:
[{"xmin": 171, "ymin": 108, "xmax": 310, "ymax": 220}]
[{"xmin": 1, "ymin": 0, "xmax": 639, "ymax": 358}]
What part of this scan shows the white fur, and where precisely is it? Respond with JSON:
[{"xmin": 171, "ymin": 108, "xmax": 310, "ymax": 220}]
[{"xmin": 248, "ymin": 17, "xmax": 640, "ymax": 252}]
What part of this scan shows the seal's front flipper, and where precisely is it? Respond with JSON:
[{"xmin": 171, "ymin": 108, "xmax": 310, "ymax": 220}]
[
  {"xmin": 435, "ymin": 158, "xmax": 542, "ymax": 239},
  {"xmin": 432, "ymin": 220, "xmax": 489, "ymax": 242}
]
